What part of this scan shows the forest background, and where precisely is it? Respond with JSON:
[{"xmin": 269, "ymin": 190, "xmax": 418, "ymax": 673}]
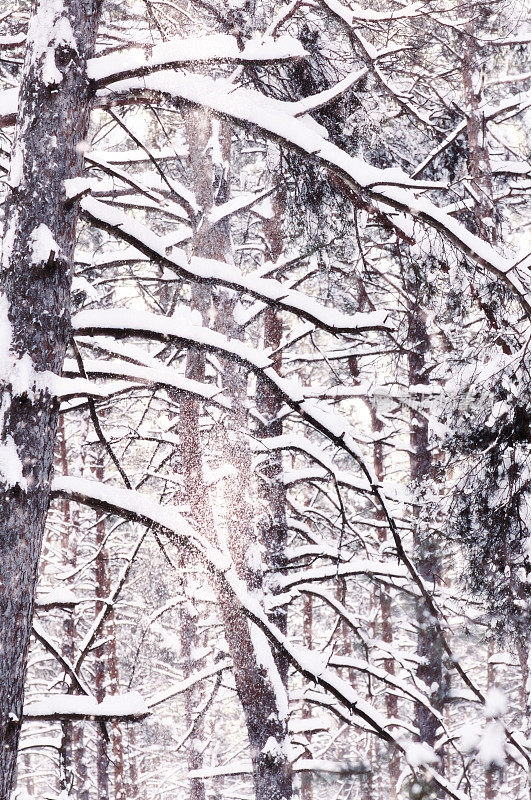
[{"xmin": 1, "ymin": 0, "xmax": 531, "ymax": 799}]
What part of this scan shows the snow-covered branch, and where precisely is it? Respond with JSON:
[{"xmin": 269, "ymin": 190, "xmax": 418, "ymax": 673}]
[
  {"xmin": 96, "ymin": 70, "xmax": 531, "ymax": 314},
  {"xmin": 23, "ymin": 692, "xmax": 149, "ymax": 722},
  {"xmin": 73, "ymin": 195, "xmax": 389, "ymax": 335},
  {"xmin": 50, "ymin": 474, "xmax": 469, "ymax": 800}
]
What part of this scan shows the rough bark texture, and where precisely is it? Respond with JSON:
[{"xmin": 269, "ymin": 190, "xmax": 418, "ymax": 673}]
[
  {"xmin": 0, "ymin": 1, "xmax": 100, "ymax": 795},
  {"xmin": 461, "ymin": 8, "xmax": 496, "ymax": 243},
  {"xmin": 177, "ymin": 109, "xmax": 292, "ymax": 800},
  {"xmin": 94, "ymin": 464, "xmax": 110, "ymax": 800},
  {"xmin": 257, "ymin": 193, "xmax": 289, "ymax": 686},
  {"xmin": 58, "ymin": 420, "xmax": 75, "ymax": 793},
  {"xmin": 407, "ymin": 297, "xmax": 444, "ymax": 749},
  {"xmin": 368, "ymin": 403, "xmax": 400, "ymax": 796}
]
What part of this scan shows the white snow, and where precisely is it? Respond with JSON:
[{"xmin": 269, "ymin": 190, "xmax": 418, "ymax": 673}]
[
  {"xmin": 484, "ymin": 687, "xmax": 508, "ymax": 719},
  {"xmin": 36, "ymin": 587, "xmax": 79, "ymax": 606},
  {"xmin": 72, "ymin": 275, "xmax": 100, "ymax": 302},
  {"xmin": 24, "ymin": 691, "xmax": 148, "ymax": 719},
  {"xmin": 8, "ymin": 141, "xmax": 24, "ymax": 189},
  {"xmin": 72, "ymin": 307, "xmax": 272, "ymax": 369},
  {"xmin": 151, "ymin": 32, "xmax": 305, "ymax": 68},
  {"xmin": 1, "ymin": 210, "xmax": 20, "ymax": 267},
  {"xmin": 0, "ymin": 294, "xmax": 14, "ymax": 380},
  {"xmin": 87, "ymin": 33, "xmax": 306, "ymax": 83},
  {"xmin": 459, "ymin": 723, "xmax": 482, "ymax": 754},
  {"xmin": 0, "ymin": 434, "xmax": 27, "ymax": 490},
  {"xmin": 262, "ymin": 735, "xmax": 287, "ymax": 759},
  {"xmin": 29, "ymin": 224, "xmax": 60, "ymax": 265},
  {"xmin": 478, "ymin": 720, "xmax": 506, "ymax": 768},
  {"xmin": 0, "ymin": 87, "xmax": 19, "ymax": 122},
  {"xmin": 404, "ymin": 741, "xmax": 439, "ymax": 769},
  {"xmin": 27, "ymin": 0, "xmax": 77, "ymax": 86}
]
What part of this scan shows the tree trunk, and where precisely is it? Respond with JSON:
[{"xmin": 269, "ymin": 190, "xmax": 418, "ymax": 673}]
[
  {"xmin": 180, "ymin": 584, "xmax": 207, "ymax": 800},
  {"xmin": 300, "ymin": 593, "xmax": 313, "ymax": 800},
  {"xmin": 58, "ymin": 419, "xmax": 74, "ymax": 793},
  {"xmin": 461, "ymin": 6, "xmax": 496, "ymax": 242},
  {"xmin": 94, "ymin": 460, "xmax": 110, "ymax": 800},
  {"xmin": 0, "ymin": 1, "xmax": 100, "ymax": 795},
  {"xmin": 257, "ymin": 191, "xmax": 289, "ymax": 685},
  {"xmin": 367, "ymin": 402, "xmax": 400, "ymax": 797},
  {"xmin": 178, "ymin": 109, "xmax": 292, "ymax": 800},
  {"xmin": 407, "ymin": 301, "xmax": 444, "ymax": 750},
  {"xmin": 127, "ymin": 724, "xmax": 142, "ymax": 800}
]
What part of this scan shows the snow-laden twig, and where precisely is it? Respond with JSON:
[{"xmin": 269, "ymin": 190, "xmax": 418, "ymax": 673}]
[
  {"xmin": 96, "ymin": 69, "xmax": 531, "ymax": 314},
  {"xmin": 73, "ymin": 197, "xmax": 390, "ymax": 334},
  {"xmin": 51, "ymin": 474, "xmax": 469, "ymax": 800}
]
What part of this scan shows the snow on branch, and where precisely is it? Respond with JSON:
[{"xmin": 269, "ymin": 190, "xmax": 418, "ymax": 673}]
[
  {"xmin": 73, "ymin": 195, "xmax": 389, "ymax": 335},
  {"xmin": 278, "ymin": 560, "xmax": 408, "ymax": 589},
  {"xmin": 98, "ymin": 69, "xmax": 531, "ymax": 314},
  {"xmin": 50, "ymin": 474, "xmax": 468, "ymax": 800},
  {"xmin": 0, "ymin": 34, "xmax": 307, "ymax": 126},
  {"xmin": 147, "ymin": 660, "xmax": 231, "ymax": 709},
  {"xmin": 188, "ymin": 758, "xmax": 371, "ymax": 778},
  {"xmin": 319, "ymin": 0, "xmax": 431, "ymax": 24},
  {"xmin": 256, "ymin": 434, "xmax": 413, "ymax": 503},
  {"xmin": 50, "ymin": 477, "xmax": 402, "ymax": 739},
  {"xmin": 69, "ymin": 309, "xmax": 391, "ymax": 504},
  {"xmin": 328, "ymin": 655, "xmax": 443, "ymax": 721},
  {"xmin": 23, "ymin": 691, "xmax": 149, "ymax": 721},
  {"xmin": 87, "ymin": 33, "xmax": 307, "ymax": 86},
  {"xmin": 62, "ymin": 357, "xmax": 231, "ymax": 408}
]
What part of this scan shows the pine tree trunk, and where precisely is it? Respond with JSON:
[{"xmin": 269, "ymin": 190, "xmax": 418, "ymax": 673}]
[
  {"xmin": 0, "ymin": 2, "xmax": 100, "ymax": 795},
  {"xmin": 92, "ymin": 455, "xmax": 127, "ymax": 800},
  {"xmin": 58, "ymin": 420, "xmax": 74, "ymax": 792},
  {"xmin": 180, "ymin": 588, "xmax": 207, "ymax": 800},
  {"xmin": 461, "ymin": 6, "xmax": 496, "ymax": 242},
  {"xmin": 485, "ymin": 643, "xmax": 495, "ymax": 800},
  {"xmin": 94, "ymin": 459, "xmax": 110, "ymax": 800},
  {"xmin": 408, "ymin": 304, "xmax": 443, "ymax": 750},
  {"xmin": 212, "ymin": 130, "xmax": 292, "ymax": 800},
  {"xmin": 516, "ymin": 644, "xmax": 531, "ymax": 800},
  {"xmin": 368, "ymin": 403, "xmax": 400, "ymax": 796},
  {"xmin": 257, "ymin": 192, "xmax": 289, "ymax": 685},
  {"xmin": 300, "ymin": 593, "xmax": 313, "ymax": 800},
  {"xmin": 127, "ymin": 724, "xmax": 142, "ymax": 800},
  {"xmin": 74, "ymin": 421, "xmax": 90, "ymax": 800},
  {"xmin": 178, "ymin": 109, "xmax": 292, "ymax": 800}
]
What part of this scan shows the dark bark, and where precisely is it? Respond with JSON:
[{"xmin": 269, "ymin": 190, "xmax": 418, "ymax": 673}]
[
  {"xmin": 257, "ymin": 193, "xmax": 289, "ymax": 685},
  {"xmin": 177, "ymin": 109, "xmax": 292, "ymax": 800},
  {"xmin": 58, "ymin": 420, "xmax": 74, "ymax": 793},
  {"xmin": 461, "ymin": 9, "xmax": 496, "ymax": 243},
  {"xmin": 94, "ymin": 463, "xmax": 110, "ymax": 800},
  {"xmin": 0, "ymin": 2, "xmax": 101, "ymax": 795},
  {"xmin": 407, "ymin": 302, "xmax": 444, "ymax": 750},
  {"xmin": 300, "ymin": 593, "xmax": 313, "ymax": 800},
  {"xmin": 367, "ymin": 403, "xmax": 400, "ymax": 797}
]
